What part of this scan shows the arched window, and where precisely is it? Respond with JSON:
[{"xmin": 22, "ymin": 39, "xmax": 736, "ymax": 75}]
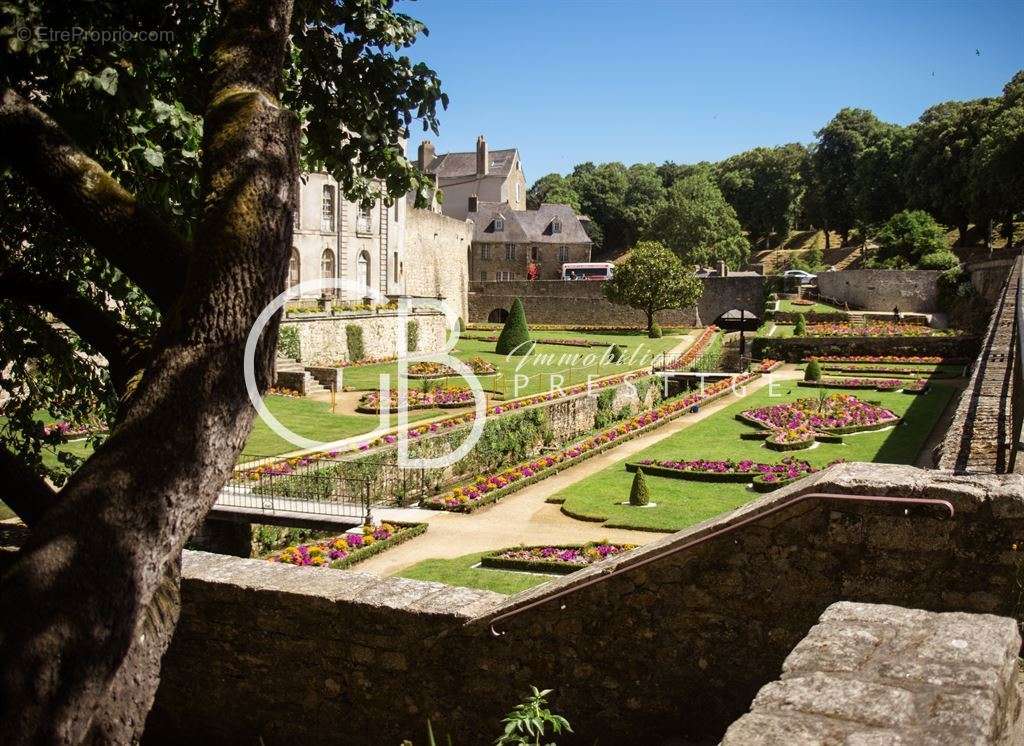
[
  {"xmin": 321, "ymin": 249, "xmax": 335, "ymax": 296},
  {"xmin": 357, "ymin": 250, "xmax": 371, "ymax": 297},
  {"xmin": 321, "ymin": 185, "xmax": 336, "ymax": 232},
  {"xmin": 288, "ymin": 248, "xmax": 300, "ymax": 295}
]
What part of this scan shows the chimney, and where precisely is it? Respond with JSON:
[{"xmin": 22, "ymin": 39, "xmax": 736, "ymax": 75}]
[
  {"xmin": 418, "ymin": 140, "xmax": 435, "ymax": 171},
  {"xmin": 717, "ymin": 260, "xmax": 727, "ymax": 277},
  {"xmin": 476, "ymin": 135, "xmax": 489, "ymax": 176}
]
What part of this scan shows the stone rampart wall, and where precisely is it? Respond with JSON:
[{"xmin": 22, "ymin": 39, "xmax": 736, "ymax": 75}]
[
  {"xmin": 282, "ymin": 310, "xmax": 447, "ymax": 364},
  {"xmin": 817, "ymin": 269, "xmax": 942, "ymax": 312},
  {"xmin": 147, "ymin": 464, "xmax": 1024, "ymax": 745},
  {"xmin": 751, "ymin": 334, "xmax": 977, "ymax": 362}
]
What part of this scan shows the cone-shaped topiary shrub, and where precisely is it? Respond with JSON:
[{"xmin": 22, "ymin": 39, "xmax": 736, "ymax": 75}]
[
  {"xmin": 793, "ymin": 314, "xmax": 807, "ymax": 336},
  {"xmin": 609, "ymin": 344, "xmax": 624, "ymax": 363},
  {"xmin": 804, "ymin": 359, "xmax": 822, "ymax": 381},
  {"xmin": 496, "ymin": 298, "xmax": 531, "ymax": 355},
  {"xmin": 649, "ymin": 321, "xmax": 663, "ymax": 339},
  {"xmin": 629, "ymin": 467, "xmax": 650, "ymax": 506}
]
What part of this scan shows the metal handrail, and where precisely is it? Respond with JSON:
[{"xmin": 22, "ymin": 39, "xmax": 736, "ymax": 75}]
[
  {"xmin": 1012, "ymin": 254, "xmax": 1024, "ymax": 472},
  {"xmin": 479, "ymin": 492, "xmax": 955, "ymax": 636}
]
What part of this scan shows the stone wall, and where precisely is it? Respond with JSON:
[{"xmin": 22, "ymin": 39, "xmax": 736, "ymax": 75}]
[
  {"xmin": 751, "ymin": 334, "xmax": 978, "ymax": 363},
  {"xmin": 722, "ymin": 601, "xmax": 1024, "ymax": 745},
  {"xmin": 147, "ymin": 464, "xmax": 1024, "ymax": 745},
  {"xmin": 404, "ymin": 207, "xmax": 472, "ymax": 321},
  {"xmin": 938, "ymin": 257, "xmax": 1019, "ymax": 474},
  {"xmin": 282, "ymin": 310, "xmax": 447, "ymax": 364},
  {"xmin": 817, "ymin": 269, "xmax": 943, "ymax": 312},
  {"xmin": 468, "ymin": 275, "xmax": 765, "ymax": 327},
  {"xmin": 970, "ymin": 257, "xmax": 1017, "ymax": 305}
]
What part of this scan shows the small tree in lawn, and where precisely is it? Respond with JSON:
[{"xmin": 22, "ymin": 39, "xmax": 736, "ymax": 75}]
[
  {"xmin": 496, "ymin": 298, "xmax": 531, "ymax": 355},
  {"xmin": 794, "ymin": 314, "xmax": 807, "ymax": 336},
  {"xmin": 805, "ymin": 359, "xmax": 822, "ymax": 381},
  {"xmin": 629, "ymin": 468, "xmax": 651, "ymax": 506},
  {"xmin": 604, "ymin": 241, "xmax": 702, "ymax": 338}
]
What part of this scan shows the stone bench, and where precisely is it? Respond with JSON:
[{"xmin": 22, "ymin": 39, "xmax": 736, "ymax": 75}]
[{"xmin": 722, "ymin": 601, "xmax": 1023, "ymax": 745}]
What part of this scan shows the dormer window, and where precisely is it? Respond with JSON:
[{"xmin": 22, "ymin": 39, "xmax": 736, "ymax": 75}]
[
  {"xmin": 468, "ymin": 196, "xmax": 478, "ymax": 213},
  {"xmin": 494, "ymin": 216, "xmax": 505, "ymax": 232},
  {"xmin": 551, "ymin": 218, "xmax": 562, "ymax": 235}
]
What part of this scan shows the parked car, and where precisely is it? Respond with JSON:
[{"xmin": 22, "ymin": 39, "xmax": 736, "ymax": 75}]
[{"xmin": 781, "ymin": 269, "xmax": 817, "ymax": 284}]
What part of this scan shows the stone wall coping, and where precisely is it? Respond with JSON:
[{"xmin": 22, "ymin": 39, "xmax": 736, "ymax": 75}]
[
  {"xmin": 722, "ymin": 600, "xmax": 1022, "ymax": 744},
  {"xmin": 281, "ymin": 308, "xmax": 443, "ymax": 323}
]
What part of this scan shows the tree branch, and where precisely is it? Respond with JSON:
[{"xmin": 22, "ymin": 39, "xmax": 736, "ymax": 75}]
[
  {"xmin": 0, "ymin": 89, "xmax": 188, "ymax": 312},
  {"xmin": 0, "ymin": 448, "xmax": 59, "ymax": 527},
  {"xmin": 0, "ymin": 269, "xmax": 140, "ymax": 378}
]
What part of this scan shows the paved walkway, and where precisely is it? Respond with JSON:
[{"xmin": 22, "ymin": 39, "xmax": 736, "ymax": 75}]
[{"xmin": 356, "ymin": 365, "xmax": 803, "ymax": 576}]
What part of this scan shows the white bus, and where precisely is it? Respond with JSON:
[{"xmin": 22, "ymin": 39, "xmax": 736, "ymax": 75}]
[{"xmin": 561, "ymin": 262, "xmax": 614, "ymax": 281}]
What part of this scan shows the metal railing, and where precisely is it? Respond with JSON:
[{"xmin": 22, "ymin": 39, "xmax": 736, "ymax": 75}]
[
  {"xmin": 1012, "ymin": 254, "xmax": 1024, "ymax": 473},
  {"xmin": 477, "ymin": 492, "xmax": 955, "ymax": 636}
]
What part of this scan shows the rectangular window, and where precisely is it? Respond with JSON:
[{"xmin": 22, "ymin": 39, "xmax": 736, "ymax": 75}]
[
  {"xmin": 357, "ymin": 203, "xmax": 373, "ymax": 233},
  {"xmin": 479, "ymin": 271, "xmax": 488, "ymax": 282},
  {"xmin": 468, "ymin": 196, "xmax": 478, "ymax": 213},
  {"xmin": 497, "ymin": 270, "xmax": 513, "ymax": 282},
  {"xmin": 558, "ymin": 245, "xmax": 569, "ymax": 262},
  {"xmin": 480, "ymin": 245, "xmax": 491, "ymax": 260},
  {"xmin": 393, "ymin": 251, "xmax": 400, "ymax": 282},
  {"xmin": 321, "ymin": 185, "xmax": 336, "ymax": 232},
  {"xmin": 530, "ymin": 246, "xmax": 539, "ymax": 261},
  {"xmin": 505, "ymin": 243, "xmax": 516, "ymax": 261}
]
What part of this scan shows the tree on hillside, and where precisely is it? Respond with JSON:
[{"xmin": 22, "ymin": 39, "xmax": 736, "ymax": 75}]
[
  {"xmin": 656, "ymin": 161, "xmax": 698, "ymax": 190},
  {"xmin": 852, "ymin": 122, "xmax": 911, "ymax": 242},
  {"xmin": 527, "ymin": 172, "xmax": 581, "ymax": 212},
  {"xmin": 622, "ymin": 163, "xmax": 668, "ymax": 242},
  {"xmin": 648, "ymin": 167, "xmax": 750, "ymax": 269},
  {"xmin": 974, "ymin": 71, "xmax": 1024, "ymax": 243},
  {"xmin": 0, "ymin": 1, "xmax": 444, "ymax": 741},
  {"xmin": 810, "ymin": 108, "xmax": 895, "ymax": 245},
  {"xmin": 869, "ymin": 210, "xmax": 949, "ymax": 268},
  {"xmin": 603, "ymin": 241, "xmax": 703, "ymax": 336},
  {"xmin": 715, "ymin": 144, "xmax": 807, "ymax": 250},
  {"xmin": 905, "ymin": 99, "xmax": 997, "ymax": 245}
]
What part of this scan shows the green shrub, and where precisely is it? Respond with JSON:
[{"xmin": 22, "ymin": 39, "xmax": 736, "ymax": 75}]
[
  {"xmin": 457, "ymin": 317, "xmax": 466, "ymax": 332},
  {"xmin": 871, "ymin": 210, "xmax": 948, "ymax": 268},
  {"xmin": 804, "ymin": 359, "xmax": 822, "ymax": 381},
  {"xmin": 608, "ymin": 344, "xmax": 625, "ymax": 363},
  {"xmin": 649, "ymin": 322, "xmax": 663, "ymax": 339},
  {"xmin": 277, "ymin": 324, "xmax": 301, "ymax": 360},
  {"xmin": 407, "ymin": 320, "xmax": 419, "ymax": 352},
  {"xmin": 918, "ymin": 250, "xmax": 960, "ymax": 271},
  {"xmin": 345, "ymin": 324, "xmax": 365, "ymax": 362},
  {"xmin": 629, "ymin": 468, "xmax": 650, "ymax": 506},
  {"xmin": 793, "ymin": 314, "xmax": 807, "ymax": 336},
  {"xmin": 496, "ymin": 298, "xmax": 531, "ymax": 355}
]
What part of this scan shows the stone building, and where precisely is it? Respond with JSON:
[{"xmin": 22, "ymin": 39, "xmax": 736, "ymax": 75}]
[
  {"xmin": 417, "ymin": 135, "xmax": 527, "ymax": 220},
  {"xmin": 287, "ymin": 172, "xmax": 470, "ymax": 318},
  {"xmin": 467, "ymin": 201, "xmax": 592, "ymax": 281}
]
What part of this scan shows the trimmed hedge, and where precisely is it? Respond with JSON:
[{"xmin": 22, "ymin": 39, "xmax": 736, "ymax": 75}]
[
  {"xmin": 479, "ymin": 544, "xmax": 626, "ymax": 575},
  {"xmin": 629, "ymin": 468, "xmax": 650, "ymax": 506},
  {"xmin": 496, "ymin": 298, "xmax": 531, "ymax": 355},
  {"xmin": 625, "ymin": 462, "xmax": 753, "ymax": 483}
]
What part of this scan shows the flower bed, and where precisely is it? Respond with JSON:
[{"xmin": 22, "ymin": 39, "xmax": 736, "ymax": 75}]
[
  {"xmin": 267, "ymin": 522, "xmax": 426, "ymax": 569},
  {"xmin": 357, "ymin": 387, "xmax": 475, "ymax": 413},
  {"xmin": 626, "ymin": 457, "xmax": 819, "ymax": 484},
  {"xmin": 902, "ymin": 379, "xmax": 929, "ymax": 394},
  {"xmin": 462, "ymin": 334, "xmax": 596, "ymax": 348},
  {"xmin": 421, "ymin": 360, "xmax": 778, "ymax": 512},
  {"xmin": 810, "ymin": 355, "xmax": 966, "ymax": 365},
  {"xmin": 739, "ymin": 393, "xmax": 899, "ymax": 451},
  {"xmin": 797, "ymin": 377, "xmax": 904, "ymax": 391},
  {"xmin": 804, "ymin": 322, "xmax": 958, "ymax": 338},
  {"xmin": 655, "ymin": 326, "xmax": 719, "ymax": 371},
  {"xmin": 312, "ymin": 354, "xmax": 400, "ymax": 369},
  {"xmin": 407, "ymin": 357, "xmax": 497, "ymax": 378},
  {"xmin": 480, "ymin": 542, "xmax": 637, "ymax": 574},
  {"xmin": 791, "ymin": 298, "xmax": 815, "ymax": 306},
  {"xmin": 42, "ymin": 420, "xmax": 104, "ymax": 439},
  {"xmin": 819, "ymin": 365, "xmax": 957, "ymax": 378}
]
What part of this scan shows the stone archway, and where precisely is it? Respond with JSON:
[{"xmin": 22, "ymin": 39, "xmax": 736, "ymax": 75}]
[{"xmin": 488, "ymin": 308, "xmax": 509, "ymax": 324}]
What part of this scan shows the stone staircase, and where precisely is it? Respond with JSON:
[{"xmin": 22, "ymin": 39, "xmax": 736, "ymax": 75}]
[{"xmin": 274, "ymin": 357, "xmax": 328, "ymax": 396}]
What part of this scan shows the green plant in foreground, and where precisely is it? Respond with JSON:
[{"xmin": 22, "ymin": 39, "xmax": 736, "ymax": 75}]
[
  {"xmin": 804, "ymin": 359, "xmax": 822, "ymax": 381},
  {"xmin": 496, "ymin": 686, "xmax": 573, "ymax": 746},
  {"xmin": 629, "ymin": 467, "xmax": 650, "ymax": 506}
]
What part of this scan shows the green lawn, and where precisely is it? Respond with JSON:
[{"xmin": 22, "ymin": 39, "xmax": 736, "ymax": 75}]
[
  {"xmin": 758, "ymin": 323, "xmax": 795, "ymax": 338},
  {"xmin": 777, "ymin": 299, "xmax": 844, "ymax": 314},
  {"xmin": 550, "ymin": 383, "xmax": 957, "ymax": 532},
  {"xmin": 339, "ymin": 330, "xmax": 687, "ymax": 399},
  {"xmin": 396, "ymin": 551, "xmax": 556, "ymax": 595},
  {"xmin": 242, "ymin": 395, "xmax": 441, "ymax": 459}
]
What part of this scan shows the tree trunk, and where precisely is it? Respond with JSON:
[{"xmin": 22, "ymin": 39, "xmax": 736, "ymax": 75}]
[
  {"xmin": 1003, "ymin": 214, "xmax": 1015, "ymax": 244},
  {"xmin": 645, "ymin": 309, "xmax": 654, "ymax": 335},
  {"xmin": 0, "ymin": 0, "xmax": 299, "ymax": 742},
  {"xmin": 957, "ymin": 222, "xmax": 968, "ymax": 247},
  {"xmin": 823, "ymin": 229, "xmax": 831, "ymax": 251}
]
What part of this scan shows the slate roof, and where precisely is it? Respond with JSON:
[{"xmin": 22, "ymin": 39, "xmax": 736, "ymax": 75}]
[
  {"xmin": 468, "ymin": 202, "xmax": 591, "ymax": 244},
  {"xmin": 425, "ymin": 149, "xmax": 518, "ymax": 179}
]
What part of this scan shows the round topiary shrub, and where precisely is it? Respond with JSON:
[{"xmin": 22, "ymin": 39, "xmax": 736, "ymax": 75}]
[
  {"xmin": 793, "ymin": 314, "xmax": 807, "ymax": 336},
  {"xmin": 495, "ymin": 298, "xmax": 531, "ymax": 355},
  {"xmin": 649, "ymin": 322, "xmax": 663, "ymax": 339},
  {"xmin": 917, "ymin": 250, "xmax": 960, "ymax": 271},
  {"xmin": 629, "ymin": 467, "xmax": 650, "ymax": 506},
  {"xmin": 804, "ymin": 359, "xmax": 822, "ymax": 381}
]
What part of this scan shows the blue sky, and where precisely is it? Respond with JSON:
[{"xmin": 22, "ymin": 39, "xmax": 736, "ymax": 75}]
[{"xmin": 402, "ymin": 0, "xmax": 1023, "ymax": 182}]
